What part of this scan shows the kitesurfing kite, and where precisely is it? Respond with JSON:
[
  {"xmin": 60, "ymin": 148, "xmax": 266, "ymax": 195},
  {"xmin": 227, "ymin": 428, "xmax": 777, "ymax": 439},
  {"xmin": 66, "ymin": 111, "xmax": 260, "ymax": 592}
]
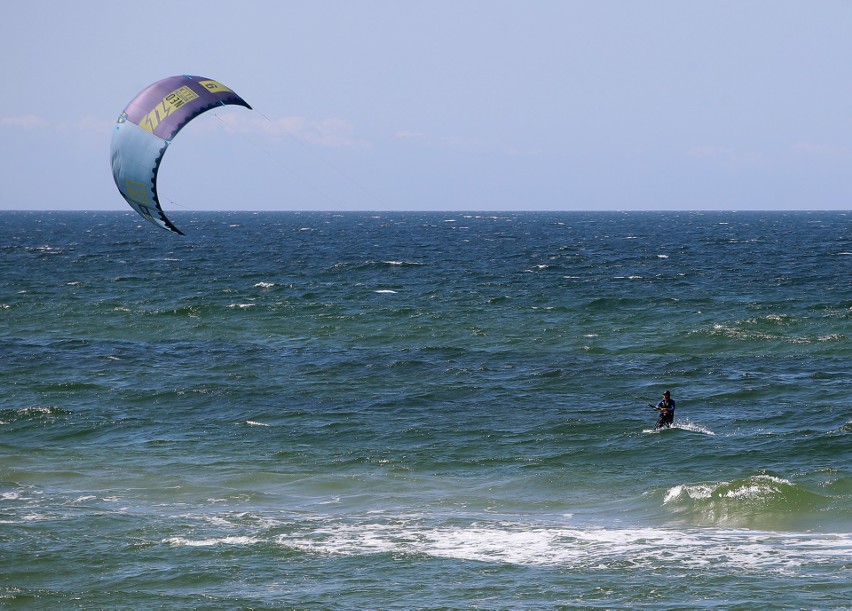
[{"xmin": 110, "ymin": 75, "xmax": 251, "ymax": 235}]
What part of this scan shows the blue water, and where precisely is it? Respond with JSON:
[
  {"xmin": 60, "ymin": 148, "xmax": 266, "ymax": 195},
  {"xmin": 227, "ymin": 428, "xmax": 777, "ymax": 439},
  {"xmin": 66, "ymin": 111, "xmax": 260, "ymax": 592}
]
[{"xmin": 1, "ymin": 211, "xmax": 850, "ymax": 609}]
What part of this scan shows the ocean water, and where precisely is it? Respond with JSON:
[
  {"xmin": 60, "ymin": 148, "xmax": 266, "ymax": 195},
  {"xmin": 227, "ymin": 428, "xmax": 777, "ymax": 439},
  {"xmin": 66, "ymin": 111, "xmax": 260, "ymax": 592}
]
[{"xmin": 0, "ymin": 210, "xmax": 850, "ymax": 609}]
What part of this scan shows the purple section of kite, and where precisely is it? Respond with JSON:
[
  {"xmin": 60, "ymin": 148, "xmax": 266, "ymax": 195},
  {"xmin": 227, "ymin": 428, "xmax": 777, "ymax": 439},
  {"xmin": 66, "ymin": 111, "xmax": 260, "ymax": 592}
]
[{"xmin": 119, "ymin": 74, "xmax": 251, "ymax": 140}]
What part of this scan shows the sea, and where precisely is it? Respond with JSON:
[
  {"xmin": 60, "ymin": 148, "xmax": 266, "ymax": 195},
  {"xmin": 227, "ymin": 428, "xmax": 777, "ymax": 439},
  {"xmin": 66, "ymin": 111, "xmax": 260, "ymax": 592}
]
[{"xmin": 1, "ymin": 210, "xmax": 850, "ymax": 609}]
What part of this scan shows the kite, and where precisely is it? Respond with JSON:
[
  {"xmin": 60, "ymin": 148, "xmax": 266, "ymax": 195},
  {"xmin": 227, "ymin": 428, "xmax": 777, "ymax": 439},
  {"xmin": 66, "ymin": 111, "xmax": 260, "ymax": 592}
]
[{"xmin": 110, "ymin": 75, "xmax": 251, "ymax": 235}]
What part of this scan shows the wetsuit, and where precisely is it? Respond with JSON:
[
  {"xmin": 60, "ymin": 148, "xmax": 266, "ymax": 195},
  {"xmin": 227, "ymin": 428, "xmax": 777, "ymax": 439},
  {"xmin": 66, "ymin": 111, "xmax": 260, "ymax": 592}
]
[{"xmin": 654, "ymin": 398, "xmax": 676, "ymax": 430}]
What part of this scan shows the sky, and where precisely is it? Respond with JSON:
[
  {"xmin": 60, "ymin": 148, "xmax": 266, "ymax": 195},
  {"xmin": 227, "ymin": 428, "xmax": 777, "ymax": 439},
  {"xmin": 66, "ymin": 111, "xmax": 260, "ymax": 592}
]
[{"xmin": 2, "ymin": 0, "xmax": 852, "ymax": 212}]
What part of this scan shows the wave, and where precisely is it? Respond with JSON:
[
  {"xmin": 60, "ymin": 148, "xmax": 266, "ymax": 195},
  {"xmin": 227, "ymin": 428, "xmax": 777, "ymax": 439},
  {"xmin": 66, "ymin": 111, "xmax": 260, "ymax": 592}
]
[
  {"xmin": 660, "ymin": 474, "xmax": 831, "ymax": 529},
  {"xmin": 689, "ymin": 313, "xmax": 849, "ymax": 345}
]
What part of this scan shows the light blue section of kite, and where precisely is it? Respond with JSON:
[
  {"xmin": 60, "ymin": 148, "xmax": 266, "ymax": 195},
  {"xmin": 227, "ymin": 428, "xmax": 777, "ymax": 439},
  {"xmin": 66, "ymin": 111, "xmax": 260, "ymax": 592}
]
[{"xmin": 110, "ymin": 120, "xmax": 176, "ymax": 233}]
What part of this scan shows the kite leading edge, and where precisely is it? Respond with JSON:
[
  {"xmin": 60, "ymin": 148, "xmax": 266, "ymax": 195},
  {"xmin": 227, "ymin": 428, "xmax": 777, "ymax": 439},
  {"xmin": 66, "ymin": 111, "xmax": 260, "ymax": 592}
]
[{"xmin": 110, "ymin": 75, "xmax": 252, "ymax": 235}]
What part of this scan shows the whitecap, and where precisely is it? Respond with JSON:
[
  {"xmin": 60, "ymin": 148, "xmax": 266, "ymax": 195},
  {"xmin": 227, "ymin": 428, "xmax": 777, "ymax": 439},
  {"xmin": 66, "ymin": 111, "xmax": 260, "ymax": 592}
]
[
  {"xmin": 164, "ymin": 536, "xmax": 259, "ymax": 547},
  {"xmin": 20, "ymin": 406, "xmax": 57, "ymax": 415},
  {"xmin": 23, "ymin": 513, "xmax": 48, "ymax": 522}
]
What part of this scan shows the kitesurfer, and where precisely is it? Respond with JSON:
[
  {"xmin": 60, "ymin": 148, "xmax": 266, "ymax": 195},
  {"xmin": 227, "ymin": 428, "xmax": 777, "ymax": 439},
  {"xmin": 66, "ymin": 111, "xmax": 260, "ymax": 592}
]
[{"xmin": 652, "ymin": 390, "xmax": 676, "ymax": 430}]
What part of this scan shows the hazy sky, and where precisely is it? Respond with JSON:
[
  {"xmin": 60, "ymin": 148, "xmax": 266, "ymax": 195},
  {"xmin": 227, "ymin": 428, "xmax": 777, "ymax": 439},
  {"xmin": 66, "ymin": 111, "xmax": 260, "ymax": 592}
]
[{"xmin": 2, "ymin": 0, "xmax": 852, "ymax": 212}]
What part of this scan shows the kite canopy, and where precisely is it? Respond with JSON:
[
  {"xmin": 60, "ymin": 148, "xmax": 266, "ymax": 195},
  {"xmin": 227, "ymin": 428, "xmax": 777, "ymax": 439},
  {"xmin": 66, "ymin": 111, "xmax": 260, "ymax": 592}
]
[{"xmin": 110, "ymin": 75, "xmax": 251, "ymax": 235}]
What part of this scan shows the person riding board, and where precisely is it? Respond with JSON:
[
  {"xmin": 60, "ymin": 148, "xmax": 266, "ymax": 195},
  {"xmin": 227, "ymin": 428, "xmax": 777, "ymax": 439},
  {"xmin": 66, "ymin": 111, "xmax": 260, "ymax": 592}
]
[{"xmin": 651, "ymin": 390, "xmax": 676, "ymax": 430}]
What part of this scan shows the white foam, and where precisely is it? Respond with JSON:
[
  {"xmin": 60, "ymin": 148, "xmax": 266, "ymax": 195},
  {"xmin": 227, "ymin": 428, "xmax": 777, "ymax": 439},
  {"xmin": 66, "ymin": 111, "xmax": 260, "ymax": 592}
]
[
  {"xmin": 642, "ymin": 421, "xmax": 715, "ymax": 436},
  {"xmin": 275, "ymin": 521, "xmax": 851, "ymax": 572}
]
